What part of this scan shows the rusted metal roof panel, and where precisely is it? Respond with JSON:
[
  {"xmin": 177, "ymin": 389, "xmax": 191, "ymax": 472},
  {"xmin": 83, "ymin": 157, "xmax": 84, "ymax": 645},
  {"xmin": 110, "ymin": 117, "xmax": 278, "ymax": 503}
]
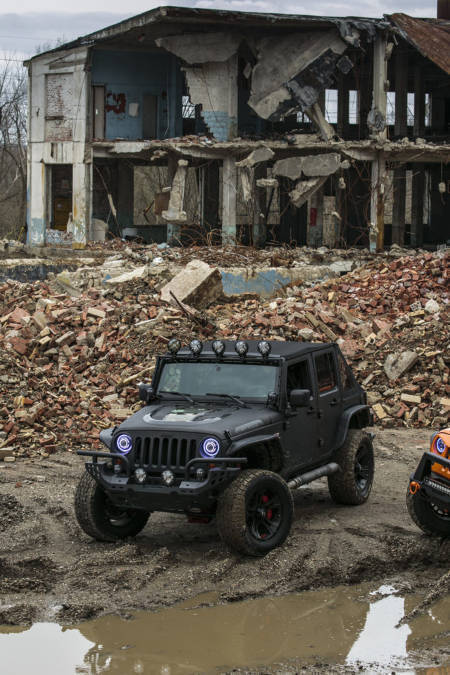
[{"xmin": 389, "ymin": 13, "xmax": 450, "ymax": 75}]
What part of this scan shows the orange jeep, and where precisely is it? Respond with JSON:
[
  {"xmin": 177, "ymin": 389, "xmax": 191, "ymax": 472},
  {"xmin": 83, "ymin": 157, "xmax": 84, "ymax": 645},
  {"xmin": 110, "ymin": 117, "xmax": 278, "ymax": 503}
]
[{"xmin": 407, "ymin": 428, "xmax": 450, "ymax": 537}]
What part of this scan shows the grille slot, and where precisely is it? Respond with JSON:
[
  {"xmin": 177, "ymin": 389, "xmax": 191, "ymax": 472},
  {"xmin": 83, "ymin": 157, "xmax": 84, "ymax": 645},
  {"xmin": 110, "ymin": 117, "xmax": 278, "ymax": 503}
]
[{"xmin": 134, "ymin": 437, "xmax": 197, "ymax": 471}]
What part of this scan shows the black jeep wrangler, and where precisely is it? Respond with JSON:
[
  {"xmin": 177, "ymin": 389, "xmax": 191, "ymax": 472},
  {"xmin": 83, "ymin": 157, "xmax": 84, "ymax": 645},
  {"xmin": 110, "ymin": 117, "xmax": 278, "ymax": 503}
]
[{"xmin": 75, "ymin": 339, "xmax": 374, "ymax": 556}]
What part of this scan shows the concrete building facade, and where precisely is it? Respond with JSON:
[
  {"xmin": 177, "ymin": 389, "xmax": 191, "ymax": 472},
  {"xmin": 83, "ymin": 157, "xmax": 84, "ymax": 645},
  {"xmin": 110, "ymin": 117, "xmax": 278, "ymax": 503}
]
[{"xmin": 25, "ymin": 5, "xmax": 450, "ymax": 249}]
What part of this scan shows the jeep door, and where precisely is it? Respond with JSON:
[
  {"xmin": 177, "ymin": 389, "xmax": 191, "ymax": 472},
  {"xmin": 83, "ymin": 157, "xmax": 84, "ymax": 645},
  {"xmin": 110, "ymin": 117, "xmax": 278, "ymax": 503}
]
[
  {"xmin": 282, "ymin": 356, "xmax": 318, "ymax": 472},
  {"xmin": 312, "ymin": 349, "xmax": 343, "ymax": 458}
]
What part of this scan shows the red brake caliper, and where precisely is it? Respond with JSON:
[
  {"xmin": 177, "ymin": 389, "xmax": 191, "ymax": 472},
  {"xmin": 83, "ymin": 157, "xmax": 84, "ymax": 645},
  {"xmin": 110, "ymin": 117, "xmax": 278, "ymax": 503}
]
[{"xmin": 261, "ymin": 494, "xmax": 272, "ymax": 525}]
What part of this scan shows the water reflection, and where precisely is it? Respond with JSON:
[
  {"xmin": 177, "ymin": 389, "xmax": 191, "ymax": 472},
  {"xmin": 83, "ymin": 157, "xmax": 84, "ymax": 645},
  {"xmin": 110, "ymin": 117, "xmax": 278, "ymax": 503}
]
[
  {"xmin": 0, "ymin": 584, "xmax": 447, "ymax": 675},
  {"xmin": 347, "ymin": 592, "xmax": 412, "ymax": 669}
]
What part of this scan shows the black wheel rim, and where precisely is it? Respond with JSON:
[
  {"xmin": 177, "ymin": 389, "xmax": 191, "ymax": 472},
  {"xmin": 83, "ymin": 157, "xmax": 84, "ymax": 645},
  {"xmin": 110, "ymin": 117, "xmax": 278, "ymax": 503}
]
[
  {"xmin": 354, "ymin": 443, "xmax": 373, "ymax": 495},
  {"xmin": 104, "ymin": 497, "xmax": 138, "ymax": 528},
  {"xmin": 246, "ymin": 489, "xmax": 283, "ymax": 542}
]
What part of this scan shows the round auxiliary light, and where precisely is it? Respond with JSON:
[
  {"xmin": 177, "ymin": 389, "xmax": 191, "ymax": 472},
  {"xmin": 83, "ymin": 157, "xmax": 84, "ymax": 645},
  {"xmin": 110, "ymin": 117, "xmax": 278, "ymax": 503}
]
[
  {"xmin": 168, "ymin": 338, "xmax": 181, "ymax": 354},
  {"xmin": 235, "ymin": 340, "xmax": 248, "ymax": 357},
  {"xmin": 257, "ymin": 340, "xmax": 271, "ymax": 357},
  {"xmin": 134, "ymin": 468, "xmax": 146, "ymax": 484},
  {"xmin": 212, "ymin": 340, "xmax": 226, "ymax": 357},
  {"xmin": 200, "ymin": 437, "xmax": 220, "ymax": 459},
  {"xmin": 162, "ymin": 470, "xmax": 175, "ymax": 486},
  {"xmin": 189, "ymin": 339, "xmax": 203, "ymax": 356},
  {"xmin": 116, "ymin": 433, "xmax": 132, "ymax": 454},
  {"xmin": 435, "ymin": 437, "xmax": 446, "ymax": 454}
]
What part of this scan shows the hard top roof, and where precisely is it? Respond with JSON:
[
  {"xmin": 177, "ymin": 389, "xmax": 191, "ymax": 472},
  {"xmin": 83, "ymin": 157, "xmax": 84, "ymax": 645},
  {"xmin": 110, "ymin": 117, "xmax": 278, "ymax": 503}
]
[{"xmin": 170, "ymin": 340, "xmax": 333, "ymax": 361}]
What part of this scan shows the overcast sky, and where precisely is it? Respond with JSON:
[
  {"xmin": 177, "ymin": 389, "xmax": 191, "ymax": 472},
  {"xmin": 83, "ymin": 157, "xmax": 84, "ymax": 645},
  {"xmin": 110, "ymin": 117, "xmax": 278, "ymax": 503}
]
[{"xmin": 0, "ymin": 0, "xmax": 437, "ymax": 60}]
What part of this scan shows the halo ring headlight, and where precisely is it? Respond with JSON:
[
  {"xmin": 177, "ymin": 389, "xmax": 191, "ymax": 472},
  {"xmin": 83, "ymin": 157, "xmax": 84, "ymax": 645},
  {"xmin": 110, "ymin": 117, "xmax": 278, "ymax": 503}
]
[
  {"xmin": 435, "ymin": 437, "xmax": 446, "ymax": 454},
  {"xmin": 116, "ymin": 433, "xmax": 133, "ymax": 454},
  {"xmin": 200, "ymin": 437, "xmax": 220, "ymax": 458}
]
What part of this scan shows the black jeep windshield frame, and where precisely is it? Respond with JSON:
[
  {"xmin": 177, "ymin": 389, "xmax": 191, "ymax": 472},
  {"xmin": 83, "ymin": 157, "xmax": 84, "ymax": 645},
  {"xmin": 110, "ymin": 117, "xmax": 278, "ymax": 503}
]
[{"xmin": 156, "ymin": 359, "xmax": 280, "ymax": 401}]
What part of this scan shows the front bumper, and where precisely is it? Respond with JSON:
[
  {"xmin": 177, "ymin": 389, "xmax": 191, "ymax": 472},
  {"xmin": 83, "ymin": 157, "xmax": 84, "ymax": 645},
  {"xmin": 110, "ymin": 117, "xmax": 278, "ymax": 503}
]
[
  {"xmin": 410, "ymin": 452, "xmax": 450, "ymax": 509},
  {"xmin": 77, "ymin": 451, "xmax": 246, "ymax": 513}
]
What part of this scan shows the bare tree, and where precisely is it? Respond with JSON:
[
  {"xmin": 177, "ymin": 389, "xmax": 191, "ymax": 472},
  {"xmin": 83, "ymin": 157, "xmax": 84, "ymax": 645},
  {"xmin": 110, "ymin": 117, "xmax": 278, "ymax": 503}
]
[{"xmin": 0, "ymin": 56, "xmax": 27, "ymax": 240}]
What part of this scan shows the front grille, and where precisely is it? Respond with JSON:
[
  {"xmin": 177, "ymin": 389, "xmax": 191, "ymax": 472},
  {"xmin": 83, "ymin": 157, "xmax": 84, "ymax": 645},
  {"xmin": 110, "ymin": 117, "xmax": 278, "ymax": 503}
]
[{"xmin": 134, "ymin": 437, "xmax": 197, "ymax": 472}]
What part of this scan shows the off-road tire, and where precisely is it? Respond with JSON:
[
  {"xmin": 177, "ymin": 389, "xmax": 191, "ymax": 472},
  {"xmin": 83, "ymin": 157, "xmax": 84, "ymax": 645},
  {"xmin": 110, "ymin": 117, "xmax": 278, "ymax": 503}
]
[
  {"xmin": 328, "ymin": 430, "xmax": 374, "ymax": 505},
  {"xmin": 216, "ymin": 469, "xmax": 293, "ymax": 557},
  {"xmin": 74, "ymin": 472, "xmax": 150, "ymax": 542},
  {"xmin": 406, "ymin": 488, "xmax": 450, "ymax": 537}
]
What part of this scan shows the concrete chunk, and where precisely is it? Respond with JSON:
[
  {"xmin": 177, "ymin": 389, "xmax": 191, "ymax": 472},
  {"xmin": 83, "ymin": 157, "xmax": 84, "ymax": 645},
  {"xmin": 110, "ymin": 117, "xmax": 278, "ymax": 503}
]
[
  {"xmin": 256, "ymin": 178, "xmax": 278, "ymax": 189},
  {"xmin": 302, "ymin": 153, "xmax": 341, "ymax": 177},
  {"xmin": 289, "ymin": 177, "xmax": 327, "ymax": 208},
  {"xmin": 160, "ymin": 260, "xmax": 222, "ymax": 309},
  {"xmin": 236, "ymin": 146, "xmax": 274, "ymax": 168},
  {"xmin": 104, "ymin": 266, "xmax": 149, "ymax": 285},
  {"xmin": 273, "ymin": 157, "xmax": 304, "ymax": 181},
  {"xmin": 384, "ymin": 351, "xmax": 418, "ymax": 381}
]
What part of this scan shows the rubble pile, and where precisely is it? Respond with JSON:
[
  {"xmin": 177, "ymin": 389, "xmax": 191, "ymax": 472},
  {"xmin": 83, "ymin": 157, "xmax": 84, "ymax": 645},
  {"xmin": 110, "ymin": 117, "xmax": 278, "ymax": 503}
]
[
  {"xmin": 0, "ymin": 248, "xmax": 448, "ymax": 461},
  {"xmin": 209, "ymin": 250, "xmax": 449, "ymax": 428}
]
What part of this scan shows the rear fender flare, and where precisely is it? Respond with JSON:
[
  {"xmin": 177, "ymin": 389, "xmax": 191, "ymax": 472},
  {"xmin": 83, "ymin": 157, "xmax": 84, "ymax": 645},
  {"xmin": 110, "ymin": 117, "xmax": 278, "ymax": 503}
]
[{"xmin": 332, "ymin": 405, "xmax": 372, "ymax": 453}]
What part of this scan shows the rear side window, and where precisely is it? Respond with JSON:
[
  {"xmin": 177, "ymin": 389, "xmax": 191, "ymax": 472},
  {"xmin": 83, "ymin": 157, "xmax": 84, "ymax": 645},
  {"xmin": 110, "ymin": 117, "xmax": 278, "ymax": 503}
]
[
  {"xmin": 337, "ymin": 352, "xmax": 353, "ymax": 390},
  {"xmin": 314, "ymin": 352, "xmax": 337, "ymax": 393}
]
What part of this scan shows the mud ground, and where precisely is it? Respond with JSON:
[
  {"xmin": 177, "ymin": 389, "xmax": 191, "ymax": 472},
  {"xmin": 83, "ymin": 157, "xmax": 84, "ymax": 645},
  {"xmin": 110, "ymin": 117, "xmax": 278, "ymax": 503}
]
[{"xmin": 0, "ymin": 427, "xmax": 448, "ymax": 632}]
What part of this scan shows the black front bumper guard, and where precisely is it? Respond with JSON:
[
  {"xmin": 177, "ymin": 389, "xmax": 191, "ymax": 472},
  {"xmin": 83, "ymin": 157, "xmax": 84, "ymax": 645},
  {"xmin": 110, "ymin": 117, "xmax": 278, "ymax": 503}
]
[
  {"xmin": 410, "ymin": 452, "xmax": 450, "ymax": 508},
  {"xmin": 77, "ymin": 450, "xmax": 247, "ymax": 505}
]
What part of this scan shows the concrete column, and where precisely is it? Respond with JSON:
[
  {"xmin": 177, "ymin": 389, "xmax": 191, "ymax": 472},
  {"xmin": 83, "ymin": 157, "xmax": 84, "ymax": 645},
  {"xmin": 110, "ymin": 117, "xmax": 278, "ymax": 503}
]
[
  {"xmin": 394, "ymin": 50, "xmax": 408, "ymax": 137},
  {"xmin": 117, "ymin": 161, "xmax": 134, "ymax": 231},
  {"xmin": 369, "ymin": 34, "xmax": 388, "ymax": 250},
  {"xmin": 370, "ymin": 33, "xmax": 388, "ymax": 140},
  {"xmin": 370, "ymin": 151, "xmax": 386, "ymax": 252},
  {"xmin": 72, "ymin": 162, "xmax": 91, "ymax": 246},
  {"xmin": 222, "ymin": 156, "xmax": 237, "ymax": 245},
  {"xmin": 413, "ymin": 64, "xmax": 425, "ymax": 137},
  {"xmin": 392, "ymin": 166, "xmax": 406, "ymax": 245},
  {"xmin": 411, "ymin": 164, "xmax": 425, "ymax": 247}
]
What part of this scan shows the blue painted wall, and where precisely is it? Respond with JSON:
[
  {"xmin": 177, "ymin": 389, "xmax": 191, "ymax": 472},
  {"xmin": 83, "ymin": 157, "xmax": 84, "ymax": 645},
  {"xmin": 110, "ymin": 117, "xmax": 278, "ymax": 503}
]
[{"xmin": 91, "ymin": 50, "xmax": 183, "ymax": 140}]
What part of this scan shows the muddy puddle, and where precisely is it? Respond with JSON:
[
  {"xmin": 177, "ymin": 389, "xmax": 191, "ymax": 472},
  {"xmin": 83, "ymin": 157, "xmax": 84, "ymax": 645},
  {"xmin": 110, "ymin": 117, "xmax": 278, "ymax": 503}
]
[{"xmin": 0, "ymin": 584, "xmax": 448, "ymax": 674}]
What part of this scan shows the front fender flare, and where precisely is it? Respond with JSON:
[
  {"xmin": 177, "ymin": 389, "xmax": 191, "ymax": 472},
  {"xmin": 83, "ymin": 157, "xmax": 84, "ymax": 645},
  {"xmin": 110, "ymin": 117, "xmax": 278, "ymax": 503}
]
[{"xmin": 227, "ymin": 432, "xmax": 286, "ymax": 472}]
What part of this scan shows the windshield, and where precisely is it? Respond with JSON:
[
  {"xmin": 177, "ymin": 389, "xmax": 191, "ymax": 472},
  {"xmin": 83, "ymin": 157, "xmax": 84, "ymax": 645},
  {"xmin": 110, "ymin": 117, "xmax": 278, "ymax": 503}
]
[{"xmin": 157, "ymin": 362, "xmax": 279, "ymax": 400}]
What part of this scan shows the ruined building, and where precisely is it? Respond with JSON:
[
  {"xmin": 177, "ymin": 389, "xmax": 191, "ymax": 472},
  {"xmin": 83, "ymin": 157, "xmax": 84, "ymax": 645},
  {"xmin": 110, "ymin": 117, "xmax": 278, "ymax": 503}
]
[{"xmin": 25, "ymin": 4, "xmax": 450, "ymax": 249}]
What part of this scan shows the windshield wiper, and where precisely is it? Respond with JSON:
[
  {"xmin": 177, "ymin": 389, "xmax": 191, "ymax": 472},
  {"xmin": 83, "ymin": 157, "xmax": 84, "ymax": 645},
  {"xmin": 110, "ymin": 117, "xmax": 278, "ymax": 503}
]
[
  {"xmin": 205, "ymin": 393, "xmax": 248, "ymax": 408},
  {"xmin": 158, "ymin": 391, "xmax": 196, "ymax": 405}
]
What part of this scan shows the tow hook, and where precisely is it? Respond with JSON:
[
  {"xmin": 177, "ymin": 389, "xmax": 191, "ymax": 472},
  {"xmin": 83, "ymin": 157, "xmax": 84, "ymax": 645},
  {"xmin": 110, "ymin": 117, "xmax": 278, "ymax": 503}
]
[{"xmin": 409, "ymin": 480, "xmax": 421, "ymax": 495}]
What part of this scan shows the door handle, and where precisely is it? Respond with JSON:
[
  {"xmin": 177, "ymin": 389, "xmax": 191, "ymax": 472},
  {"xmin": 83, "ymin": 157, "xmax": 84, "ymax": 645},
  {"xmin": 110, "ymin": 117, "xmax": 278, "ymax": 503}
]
[{"xmin": 330, "ymin": 398, "xmax": 338, "ymax": 406}]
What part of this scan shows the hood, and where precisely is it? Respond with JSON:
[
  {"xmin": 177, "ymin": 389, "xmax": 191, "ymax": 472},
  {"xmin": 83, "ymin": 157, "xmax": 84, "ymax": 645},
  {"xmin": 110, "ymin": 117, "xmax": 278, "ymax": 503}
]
[{"xmin": 118, "ymin": 401, "xmax": 280, "ymax": 439}]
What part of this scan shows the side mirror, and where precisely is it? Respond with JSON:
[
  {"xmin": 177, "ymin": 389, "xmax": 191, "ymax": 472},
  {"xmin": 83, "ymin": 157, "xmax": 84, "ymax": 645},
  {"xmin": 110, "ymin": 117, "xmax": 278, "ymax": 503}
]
[
  {"xmin": 138, "ymin": 383, "xmax": 155, "ymax": 404},
  {"xmin": 290, "ymin": 389, "xmax": 311, "ymax": 408}
]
